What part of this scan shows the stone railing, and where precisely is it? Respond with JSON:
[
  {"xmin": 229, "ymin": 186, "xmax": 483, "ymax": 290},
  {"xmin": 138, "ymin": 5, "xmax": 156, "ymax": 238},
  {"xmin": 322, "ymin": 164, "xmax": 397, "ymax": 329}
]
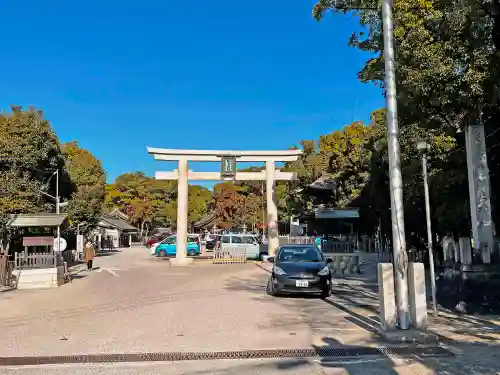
[{"xmin": 324, "ymin": 252, "xmax": 362, "ymax": 276}]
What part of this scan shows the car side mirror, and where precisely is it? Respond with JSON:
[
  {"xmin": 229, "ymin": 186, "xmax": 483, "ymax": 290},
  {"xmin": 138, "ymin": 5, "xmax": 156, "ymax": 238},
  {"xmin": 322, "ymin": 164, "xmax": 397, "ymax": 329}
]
[
  {"xmin": 264, "ymin": 256, "xmax": 274, "ymax": 263},
  {"xmin": 326, "ymin": 257, "xmax": 333, "ymax": 264}
]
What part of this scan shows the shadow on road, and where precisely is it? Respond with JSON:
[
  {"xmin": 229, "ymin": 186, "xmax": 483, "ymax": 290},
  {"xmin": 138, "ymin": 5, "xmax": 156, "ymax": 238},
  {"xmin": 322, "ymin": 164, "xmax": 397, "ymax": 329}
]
[
  {"xmin": 69, "ymin": 274, "xmax": 88, "ymax": 280},
  {"xmin": 223, "ymin": 261, "xmax": 500, "ymax": 374},
  {"xmin": 95, "ymin": 250, "xmax": 122, "ymax": 257}
]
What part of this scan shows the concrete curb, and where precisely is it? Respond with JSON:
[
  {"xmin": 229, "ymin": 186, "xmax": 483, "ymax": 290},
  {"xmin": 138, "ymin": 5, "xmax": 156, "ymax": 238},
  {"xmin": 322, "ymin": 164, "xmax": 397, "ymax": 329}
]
[{"xmin": 379, "ymin": 329, "xmax": 440, "ymax": 345}]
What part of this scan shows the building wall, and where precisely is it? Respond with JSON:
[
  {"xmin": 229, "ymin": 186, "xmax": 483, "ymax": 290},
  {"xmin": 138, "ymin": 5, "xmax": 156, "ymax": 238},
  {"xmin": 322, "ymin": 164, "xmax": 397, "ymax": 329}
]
[{"xmin": 92, "ymin": 225, "xmax": 134, "ymax": 249}]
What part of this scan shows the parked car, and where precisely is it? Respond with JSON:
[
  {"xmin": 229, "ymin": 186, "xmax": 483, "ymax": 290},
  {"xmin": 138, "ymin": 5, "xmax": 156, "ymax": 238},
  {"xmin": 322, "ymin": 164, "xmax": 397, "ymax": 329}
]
[
  {"xmin": 204, "ymin": 234, "xmax": 220, "ymax": 251},
  {"xmin": 155, "ymin": 234, "xmax": 201, "ymax": 257},
  {"xmin": 220, "ymin": 233, "xmax": 262, "ymax": 260},
  {"xmin": 265, "ymin": 244, "xmax": 333, "ymax": 299},
  {"xmin": 146, "ymin": 234, "xmax": 169, "ymax": 248}
]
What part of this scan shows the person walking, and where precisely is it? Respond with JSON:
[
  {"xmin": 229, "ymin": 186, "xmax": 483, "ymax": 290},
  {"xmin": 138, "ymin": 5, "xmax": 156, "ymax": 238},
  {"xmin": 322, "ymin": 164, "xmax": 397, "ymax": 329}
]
[
  {"xmin": 312, "ymin": 231, "xmax": 322, "ymax": 251},
  {"xmin": 107, "ymin": 236, "xmax": 114, "ymax": 251},
  {"xmin": 83, "ymin": 241, "xmax": 95, "ymax": 271}
]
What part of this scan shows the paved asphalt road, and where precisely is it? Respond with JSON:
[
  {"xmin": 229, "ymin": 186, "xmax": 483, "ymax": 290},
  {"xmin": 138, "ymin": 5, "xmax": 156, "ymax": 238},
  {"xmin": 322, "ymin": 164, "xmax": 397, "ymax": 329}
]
[{"xmin": 0, "ymin": 247, "xmax": 499, "ymax": 374}]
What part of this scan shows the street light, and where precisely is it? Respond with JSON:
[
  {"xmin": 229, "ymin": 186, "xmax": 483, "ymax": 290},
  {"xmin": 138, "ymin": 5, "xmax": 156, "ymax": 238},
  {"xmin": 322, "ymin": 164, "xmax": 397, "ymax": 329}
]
[
  {"xmin": 416, "ymin": 140, "xmax": 438, "ymax": 317},
  {"xmin": 39, "ymin": 169, "xmax": 62, "ymax": 253}
]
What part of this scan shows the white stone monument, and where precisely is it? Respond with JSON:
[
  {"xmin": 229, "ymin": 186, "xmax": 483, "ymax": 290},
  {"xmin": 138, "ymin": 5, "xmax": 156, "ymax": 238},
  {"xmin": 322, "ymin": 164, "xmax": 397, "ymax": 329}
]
[
  {"xmin": 147, "ymin": 148, "xmax": 301, "ymax": 265},
  {"xmin": 408, "ymin": 263, "xmax": 428, "ymax": 329},
  {"xmin": 465, "ymin": 124, "xmax": 495, "ymax": 263}
]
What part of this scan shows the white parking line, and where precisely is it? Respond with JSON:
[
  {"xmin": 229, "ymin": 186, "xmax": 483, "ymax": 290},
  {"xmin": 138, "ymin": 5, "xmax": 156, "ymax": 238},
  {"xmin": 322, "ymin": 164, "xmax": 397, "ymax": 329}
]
[
  {"xmin": 95, "ymin": 268, "xmax": 120, "ymax": 277},
  {"xmin": 107, "ymin": 268, "xmax": 119, "ymax": 277}
]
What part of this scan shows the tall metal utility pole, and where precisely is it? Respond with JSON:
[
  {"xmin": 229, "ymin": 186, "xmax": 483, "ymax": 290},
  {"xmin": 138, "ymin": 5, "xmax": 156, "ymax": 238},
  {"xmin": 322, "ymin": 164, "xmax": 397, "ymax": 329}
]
[
  {"xmin": 417, "ymin": 140, "xmax": 438, "ymax": 316},
  {"xmin": 55, "ymin": 169, "xmax": 61, "ymax": 253},
  {"xmin": 381, "ymin": 0, "xmax": 410, "ymax": 329}
]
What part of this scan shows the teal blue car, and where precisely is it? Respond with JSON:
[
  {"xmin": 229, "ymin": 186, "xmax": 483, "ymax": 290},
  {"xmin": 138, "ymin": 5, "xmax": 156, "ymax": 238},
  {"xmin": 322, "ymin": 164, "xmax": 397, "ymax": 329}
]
[{"xmin": 156, "ymin": 235, "xmax": 201, "ymax": 257}]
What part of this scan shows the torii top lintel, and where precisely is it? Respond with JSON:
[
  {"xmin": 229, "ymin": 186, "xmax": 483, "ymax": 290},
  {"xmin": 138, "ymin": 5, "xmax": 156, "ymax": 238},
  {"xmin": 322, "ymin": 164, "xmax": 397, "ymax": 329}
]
[{"xmin": 147, "ymin": 147, "xmax": 302, "ymax": 162}]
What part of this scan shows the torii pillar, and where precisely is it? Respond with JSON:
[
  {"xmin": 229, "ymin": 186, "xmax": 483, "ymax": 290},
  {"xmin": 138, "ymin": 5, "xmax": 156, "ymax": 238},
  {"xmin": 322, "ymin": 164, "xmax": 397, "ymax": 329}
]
[
  {"xmin": 147, "ymin": 148, "xmax": 302, "ymax": 265},
  {"xmin": 266, "ymin": 160, "xmax": 279, "ymax": 256}
]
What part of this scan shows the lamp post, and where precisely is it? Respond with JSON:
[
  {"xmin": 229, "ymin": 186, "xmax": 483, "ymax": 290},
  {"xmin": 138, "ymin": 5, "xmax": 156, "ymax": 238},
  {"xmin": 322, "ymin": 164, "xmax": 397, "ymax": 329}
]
[
  {"xmin": 416, "ymin": 140, "xmax": 438, "ymax": 316},
  {"xmin": 55, "ymin": 169, "xmax": 60, "ymax": 253},
  {"xmin": 39, "ymin": 170, "xmax": 67, "ymax": 254}
]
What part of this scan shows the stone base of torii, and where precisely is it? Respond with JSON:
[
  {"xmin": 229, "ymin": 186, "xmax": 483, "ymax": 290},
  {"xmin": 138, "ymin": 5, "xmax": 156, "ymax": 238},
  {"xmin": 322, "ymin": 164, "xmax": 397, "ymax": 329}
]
[{"xmin": 147, "ymin": 148, "xmax": 302, "ymax": 265}]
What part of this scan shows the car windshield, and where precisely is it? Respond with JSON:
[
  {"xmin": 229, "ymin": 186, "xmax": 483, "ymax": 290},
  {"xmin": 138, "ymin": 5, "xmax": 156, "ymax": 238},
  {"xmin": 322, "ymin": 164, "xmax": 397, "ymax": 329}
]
[{"xmin": 278, "ymin": 247, "xmax": 322, "ymax": 262}]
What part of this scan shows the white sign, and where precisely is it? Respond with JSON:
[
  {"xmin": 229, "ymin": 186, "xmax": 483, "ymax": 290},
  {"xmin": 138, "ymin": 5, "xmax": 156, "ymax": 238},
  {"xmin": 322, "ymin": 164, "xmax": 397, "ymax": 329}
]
[
  {"xmin": 54, "ymin": 237, "xmax": 67, "ymax": 251},
  {"xmin": 76, "ymin": 235, "xmax": 84, "ymax": 256}
]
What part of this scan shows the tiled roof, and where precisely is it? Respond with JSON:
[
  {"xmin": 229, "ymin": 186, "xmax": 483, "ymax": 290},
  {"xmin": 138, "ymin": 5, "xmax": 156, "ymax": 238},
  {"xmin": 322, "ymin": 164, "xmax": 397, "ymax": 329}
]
[
  {"xmin": 99, "ymin": 216, "xmax": 137, "ymax": 231},
  {"xmin": 7, "ymin": 213, "xmax": 68, "ymax": 228}
]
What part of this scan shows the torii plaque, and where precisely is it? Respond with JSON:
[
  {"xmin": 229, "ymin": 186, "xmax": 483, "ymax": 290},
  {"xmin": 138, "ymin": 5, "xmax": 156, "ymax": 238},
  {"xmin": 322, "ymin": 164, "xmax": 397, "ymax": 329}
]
[{"xmin": 147, "ymin": 148, "xmax": 302, "ymax": 265}]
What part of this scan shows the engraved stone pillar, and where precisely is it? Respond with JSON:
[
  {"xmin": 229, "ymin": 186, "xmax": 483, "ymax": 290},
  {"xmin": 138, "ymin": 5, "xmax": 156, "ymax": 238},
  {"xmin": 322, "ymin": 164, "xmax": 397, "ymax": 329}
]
[
  {"xmin": 459, "ymin": 237, "xmax": 472, "ymax": 265},
  {"xmin": 453, "ymin": 240, "xmax": 460, "ymax": 263},
  {"xmin": 378, "ymin": 263, "xmax": 397, "ymax": 331},
  {"xmin": 408, "ymin": 263, "xmax": 428, "ymax": 329},
  {"xmin": 465, "ymin": 124, "xmax": 494, "ymax": 263},
  {"xmin": 441, "ymin": 236, "xmax": 454, "ymax": 261}
]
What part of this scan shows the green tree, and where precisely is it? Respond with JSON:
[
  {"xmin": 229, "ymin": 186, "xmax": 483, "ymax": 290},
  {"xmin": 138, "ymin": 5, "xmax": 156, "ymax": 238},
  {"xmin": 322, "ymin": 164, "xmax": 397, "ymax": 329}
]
[
  {"xmin": 61, "ymin": 141, "xmax": 107, "ymax": 234},
  {"xmin": 312, "ymin": 0, "xmax": 490, "ymax": 239},
  {"xmin": 105, "ymin": 173, "xmax": 212, "ymax": 235},
  {"xmin": 281, "ymin": 140, "xmax": 325, "ymax": 219},
  {"xmin": 319, "ymin": 121, "xmax": 377, "ymax": 207},
  {"xmin": 313, "ymin": 0, "xmax": 494, "ymax": 132},
  {"xmin": 0, "ymin": 106, "xmax": 70, "ymax": 251},
  {"xmin": 108, "ymin": 172, "xmax": 165, "ymax": 237},
  {"xmin": 188, "ymin": 185, "xmax": 213, "ymax": 226}
]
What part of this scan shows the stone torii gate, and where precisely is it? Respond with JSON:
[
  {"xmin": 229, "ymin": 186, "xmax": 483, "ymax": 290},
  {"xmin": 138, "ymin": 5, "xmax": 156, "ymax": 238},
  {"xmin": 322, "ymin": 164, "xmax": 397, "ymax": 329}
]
[{"xmin": 147, "ymin": 148, "xmax": 302, "ymax": 265}]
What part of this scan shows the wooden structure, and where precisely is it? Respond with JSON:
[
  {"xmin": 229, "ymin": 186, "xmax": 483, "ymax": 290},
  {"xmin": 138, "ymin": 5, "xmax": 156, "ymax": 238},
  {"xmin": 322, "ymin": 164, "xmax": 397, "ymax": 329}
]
[
  {"xmin": 15, "ymin": 236, "xmax": 59, "ymax": 269},
  {"xmin": 7, "ymin": 214, "xmax": 69, "ymax": 289}
]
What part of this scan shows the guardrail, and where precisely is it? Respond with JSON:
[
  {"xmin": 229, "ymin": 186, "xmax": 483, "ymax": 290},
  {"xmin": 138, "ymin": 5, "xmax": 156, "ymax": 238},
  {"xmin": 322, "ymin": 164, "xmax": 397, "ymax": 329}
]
[{"xmin": 213, "ymin": 246, "xmax": 247, "ymax": 264}]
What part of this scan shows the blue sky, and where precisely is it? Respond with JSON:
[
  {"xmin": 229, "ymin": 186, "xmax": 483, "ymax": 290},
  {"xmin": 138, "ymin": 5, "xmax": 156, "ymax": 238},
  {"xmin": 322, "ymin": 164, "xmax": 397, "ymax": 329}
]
[{"xmin": 0, "ymin": 0, "xmax": 383, "ymax": 187}]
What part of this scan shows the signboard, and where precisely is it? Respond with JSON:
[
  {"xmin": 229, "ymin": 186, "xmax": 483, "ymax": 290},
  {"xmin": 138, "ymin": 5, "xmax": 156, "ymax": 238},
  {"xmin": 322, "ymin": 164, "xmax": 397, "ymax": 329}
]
[
  {"xmin": 220, "ymin": 156, "xmax": 236, "ymax": 177},
  {"xmin": 54, "ymin": 237, "xmax": 67, "ymax": 252},
  {"xmin": 22, "ymin": 236, "xmax": 54, "ymax": 246},
  {"xmin": 76, "ymin": 235, "xmax": 84, "ymax": 257}
]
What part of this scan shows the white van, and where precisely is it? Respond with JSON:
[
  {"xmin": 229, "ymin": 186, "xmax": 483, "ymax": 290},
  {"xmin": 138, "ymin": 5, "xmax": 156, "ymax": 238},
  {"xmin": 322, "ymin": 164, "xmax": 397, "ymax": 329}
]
[{"xmin": 220, "ymin": 233, "xmax": 262, "ymax": 260}]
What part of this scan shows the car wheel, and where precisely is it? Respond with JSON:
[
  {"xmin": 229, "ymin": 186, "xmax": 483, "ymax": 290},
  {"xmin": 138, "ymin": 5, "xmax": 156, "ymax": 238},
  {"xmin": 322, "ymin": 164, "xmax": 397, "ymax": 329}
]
[
  {"xmin": 188, "ymin": 249, "xmax": 197, "ymax": 256},
  {"xmin": 259, "ymin": 253, "xmax": 267, "ymax": 261},
  {"xmin": 158, "ymin": 250, "xmax": 167, "ymax": 257},
  {"xmin": 266, "ymin": 278, "xmax": 278, "ymax": 297},
  {"xmin": 321, "ymin": 282, "xmax": 332, "ymax": 299}
]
